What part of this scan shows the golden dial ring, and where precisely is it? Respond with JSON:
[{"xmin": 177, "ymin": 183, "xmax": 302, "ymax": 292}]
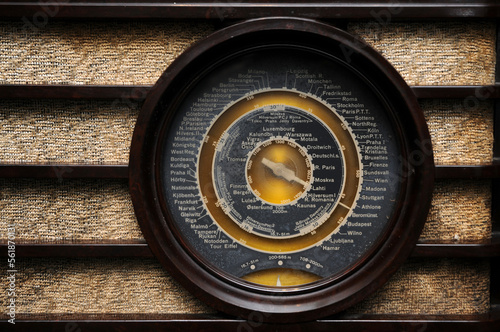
[{"xmin": 198, "ymin": 89, "xmax": 362, "ymax": 251}]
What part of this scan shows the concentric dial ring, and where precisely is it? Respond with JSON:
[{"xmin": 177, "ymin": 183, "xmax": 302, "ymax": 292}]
[
  {"xmin": 198, "ymin": 89, "xmax": 362, "ymax": 252},
  {"xmin": 246, "ymin": 136, "xmax": 313, "ymax": 206}
]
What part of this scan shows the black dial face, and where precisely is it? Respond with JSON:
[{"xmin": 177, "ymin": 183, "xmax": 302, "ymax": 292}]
[{"xmin": 160, "ymin": 47, "xmax": 402, "ymax": 286}]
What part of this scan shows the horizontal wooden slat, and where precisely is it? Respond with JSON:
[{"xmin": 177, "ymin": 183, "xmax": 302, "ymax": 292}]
[
  {"xmin": 2, "ymin": 85, "xmax": 500, "ymax": 100},
  {"xmin": 0, "ymin": 241, "xmax": 152, "ymax": 258},
  {"xmin": 412, "ymin": 239, "xmax": 500, "ymax": 258},
  {"xmin": 1, "ymin": 1, "xmax": 500, "ymax": 19},
  {"xmin": 435, "ymin": 164, "xmax": 500, "ymax": 179},
  {"xmin": 1, "ymin": 310, "xmax": 498, "ymax": 332},
  {"xmin": 412, "ymin": 85, "xmax": 500, "ymax": 99},
  {"xmin": 3, "ymin": 238, "xmax": 500, "ymax": 258},
  {"xmin": 0, "ymin": 164, "xmax": 129, "ymax": 179},
  {"xmin": 0, "ymin": 85, "xmax": 149, "ymax": 100}
]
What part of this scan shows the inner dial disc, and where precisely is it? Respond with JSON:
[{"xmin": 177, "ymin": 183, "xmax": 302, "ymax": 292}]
[
  {"xmin": 199, "ymin": 90, "xmax": 361, "ymax": 251},
  {"xmin": 246, "ymin": 137, "xmax": 312, "ymax": 206}
]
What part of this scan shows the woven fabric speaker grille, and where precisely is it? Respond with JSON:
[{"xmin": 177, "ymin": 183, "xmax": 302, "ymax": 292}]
[{"xmin": 0, "ymin": 20, "xmax": 495, "ymax": 318}]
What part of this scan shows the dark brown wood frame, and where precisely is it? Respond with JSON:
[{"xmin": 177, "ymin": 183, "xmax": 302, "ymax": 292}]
[
  {"xmin": 1, "ymin": 0, "xmax": 500, "ymax": 19},
  {"xmin": 1, "ymin": 1, "xmax": 499, "ymax": 331}
]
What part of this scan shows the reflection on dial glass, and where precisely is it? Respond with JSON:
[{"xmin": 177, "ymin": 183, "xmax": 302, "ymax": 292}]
[{"xmin": 162, "ymin": 47, "xmax": 402, "ymax": 287}]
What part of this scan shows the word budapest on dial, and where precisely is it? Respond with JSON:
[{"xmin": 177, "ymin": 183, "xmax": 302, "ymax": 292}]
[{"xmin": 129, "ymin": 18, "xmax": 434, "ymax": 323}]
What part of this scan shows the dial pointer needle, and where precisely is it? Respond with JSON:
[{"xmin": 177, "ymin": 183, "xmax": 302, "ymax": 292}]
[{"xmin": 261, "ymin": 157, "xmax": 308, "ymax": 187}]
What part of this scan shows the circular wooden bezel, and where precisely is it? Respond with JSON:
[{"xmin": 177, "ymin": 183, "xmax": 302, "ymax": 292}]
[{"xmin": 129, "ymin": 17, "xmax": 434, "ymax": 323}]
